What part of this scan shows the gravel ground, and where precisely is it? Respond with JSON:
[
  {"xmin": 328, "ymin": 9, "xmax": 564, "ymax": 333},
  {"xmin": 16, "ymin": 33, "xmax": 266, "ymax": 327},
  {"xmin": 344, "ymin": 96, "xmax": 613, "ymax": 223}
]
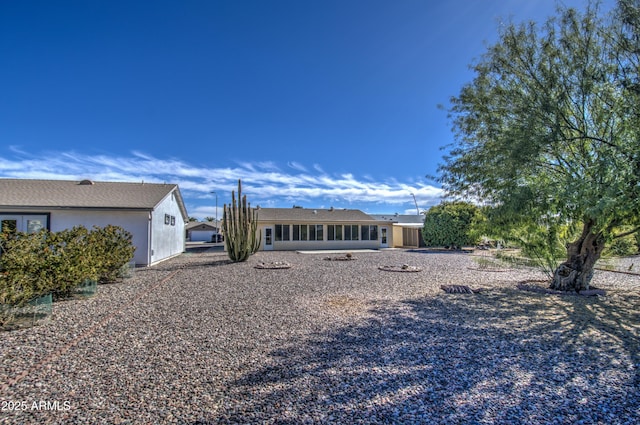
[{"xmin": 1, "ymin": 249, "xmax": 639, "ymax": 424}]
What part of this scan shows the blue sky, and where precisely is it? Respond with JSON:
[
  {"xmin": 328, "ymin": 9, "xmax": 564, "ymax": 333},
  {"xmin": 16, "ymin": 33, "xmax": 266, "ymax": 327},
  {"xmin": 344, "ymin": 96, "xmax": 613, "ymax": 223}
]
[{"xmin": 0, "ymin": 0, "xmax": 614, "ymax": 219}]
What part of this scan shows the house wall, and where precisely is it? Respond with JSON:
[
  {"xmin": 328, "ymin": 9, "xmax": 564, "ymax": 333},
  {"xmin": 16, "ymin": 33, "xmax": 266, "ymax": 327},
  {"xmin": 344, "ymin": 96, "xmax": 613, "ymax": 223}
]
[
  {"xmin": 150, "ymin": 190, "xmax": 186, "ymax": 265},
  {"xmin": 189, "ymin": 230, "xmax": 216, "ymax": 242},
  {"xmin": 392, "ymin": 226, "xmax": 404, "ymax": 248},
  {"xmin": 7, "ymin": 199, "xmax": 185, "ymax": 266},
  {"xmin": 257, "ymin": 222, "xmax": 391, "ymax": 251},
  {"xmin": 50, "ymin": 210, "xmax": 151, "ymax": 266}
]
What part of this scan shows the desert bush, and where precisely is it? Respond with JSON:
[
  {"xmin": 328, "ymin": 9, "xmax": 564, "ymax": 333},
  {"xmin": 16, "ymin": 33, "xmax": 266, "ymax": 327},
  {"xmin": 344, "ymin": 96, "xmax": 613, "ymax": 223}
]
[
  {"xmin": 0, "ymin": 225, "xmax": 135, "ymax": 307},
  {"xmin": 422, "ymin": 201, "xmax": 481, "ymax": 249},
  {"xmin": 88, "ymin": 225, "xmax": 135, "ymax": 282},
  {"xmin": 604, "ymin": 233, "xmax": 638, "ymax": 257},
  {"xmin": 0, "ymin": 231, "xmax": 55, "ymax": 307}
]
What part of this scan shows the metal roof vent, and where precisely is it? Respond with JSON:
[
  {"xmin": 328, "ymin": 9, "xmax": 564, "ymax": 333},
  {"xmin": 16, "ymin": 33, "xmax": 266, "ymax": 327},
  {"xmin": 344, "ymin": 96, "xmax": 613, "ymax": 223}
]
[{"xmin": 78, "ymin": 179, "xmax": 95, "ymax": 185}]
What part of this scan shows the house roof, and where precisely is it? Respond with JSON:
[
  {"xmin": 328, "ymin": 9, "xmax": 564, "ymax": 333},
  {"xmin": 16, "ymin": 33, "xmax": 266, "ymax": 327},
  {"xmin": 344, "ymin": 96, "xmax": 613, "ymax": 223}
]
[
  {"xmin": 369, "ymin": 214, "xmax": 425, "ymax": 224},
  {"xmin": 0, "ymin": 178, "xmax": 188, "ymax": 220},
  {"xmin": 255, "ymin": 207, "xmax": 377, "ymax": 223},
  {"xmin": 186, "ymin": 221, "xmax": 218, "ymax": 231}
]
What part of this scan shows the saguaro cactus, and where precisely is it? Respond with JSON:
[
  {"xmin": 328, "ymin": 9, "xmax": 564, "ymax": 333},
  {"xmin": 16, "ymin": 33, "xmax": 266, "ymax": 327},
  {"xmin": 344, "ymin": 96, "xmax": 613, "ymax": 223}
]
[{"xmin": 222, "ymin": 180, "xmax": 261, "ymax": 262}]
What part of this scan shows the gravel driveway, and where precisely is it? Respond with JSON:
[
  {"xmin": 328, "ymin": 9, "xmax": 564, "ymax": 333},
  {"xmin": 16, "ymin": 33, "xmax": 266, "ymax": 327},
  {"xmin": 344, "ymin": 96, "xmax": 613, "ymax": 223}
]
[{"xmin": 1, "ymin": 249, "xmax": 639, "ymax": 424}]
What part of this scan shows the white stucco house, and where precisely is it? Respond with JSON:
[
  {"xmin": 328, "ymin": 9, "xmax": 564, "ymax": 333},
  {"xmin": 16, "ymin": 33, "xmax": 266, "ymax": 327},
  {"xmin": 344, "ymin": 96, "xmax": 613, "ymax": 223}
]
[{"xmin": 0, "ymin": 178, "xmax": 188, "ymax": 266}]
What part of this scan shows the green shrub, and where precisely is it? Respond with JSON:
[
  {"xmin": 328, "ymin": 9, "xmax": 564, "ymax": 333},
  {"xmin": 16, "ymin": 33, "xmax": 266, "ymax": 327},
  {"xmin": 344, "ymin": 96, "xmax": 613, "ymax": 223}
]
[
  {"xmin": 604, "ymin": 234, "xmax": 638, "ymax": 257},
  {"xmin": 0, "ymin": 231, "xmax": 55, "ymax": 307},
  {"xmin": 88, "ymin": 225, "xmax": 135, "ymax": 282},
  {"xmin": 0, "ymin": 225, "xmax": 135, "ymax": 307},
  {"xmin": 422, "ymin": 201, "xmax": 481, "ymax": 249}
]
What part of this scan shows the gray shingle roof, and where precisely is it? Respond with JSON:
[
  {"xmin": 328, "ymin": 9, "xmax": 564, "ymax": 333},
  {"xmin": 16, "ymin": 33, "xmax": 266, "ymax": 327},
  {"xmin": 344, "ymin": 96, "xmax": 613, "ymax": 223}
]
[
  {"xmin": 185, "ymin": 221, "xmax": 218, "ymax": 231},
  {"xmin": 369, "ymin": 214, "xmax": 425, "ymax": 224},
  {"xmin": 0, "ymin": 178, "xmax": 188, "ymax": 219},
  {"xmin": 255, "ymin": 207, "xmax": 377, "ymax": 222}
]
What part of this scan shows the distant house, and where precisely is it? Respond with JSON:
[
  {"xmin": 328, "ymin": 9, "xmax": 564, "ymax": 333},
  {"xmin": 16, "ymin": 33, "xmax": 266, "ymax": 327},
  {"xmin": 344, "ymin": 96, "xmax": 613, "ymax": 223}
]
[
  {"xmin": 186, "ymin": 221, "xmax": 220, "ymax": 242},
  {"xmin": 254, "ymin": 207, "xmax": 393, "ymax": 251},
  {"xmin": 0, "ymin": 179, "xmax": 188, "ymax": 266},
  {"xmin": 370, "ymin": 214, "xmax": 426, "ymax": 248}
]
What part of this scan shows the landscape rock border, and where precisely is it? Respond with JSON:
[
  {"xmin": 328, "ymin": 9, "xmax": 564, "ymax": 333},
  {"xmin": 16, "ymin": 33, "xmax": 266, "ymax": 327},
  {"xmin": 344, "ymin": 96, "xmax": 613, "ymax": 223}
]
[
  {"xmin": 378, "ymin": 265, "xmax": 423, "ymax": 273},
  {"xmin": 254, "ymin": 261, "xmax": 293, "ymax": 270},
  {"xmin": 323, "ymin": 253, "xmax": 357, "ymax": 261}
]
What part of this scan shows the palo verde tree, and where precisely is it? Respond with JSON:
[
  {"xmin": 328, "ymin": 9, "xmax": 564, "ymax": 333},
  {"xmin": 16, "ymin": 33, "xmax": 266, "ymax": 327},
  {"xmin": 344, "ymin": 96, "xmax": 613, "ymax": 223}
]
[{"xmin": 439, "ymin": 0, "xmax": 640, "ymax": 291}]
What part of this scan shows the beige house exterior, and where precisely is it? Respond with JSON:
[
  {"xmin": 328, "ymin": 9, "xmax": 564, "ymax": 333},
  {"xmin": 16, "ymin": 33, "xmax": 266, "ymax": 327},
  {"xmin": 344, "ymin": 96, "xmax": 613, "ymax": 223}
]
[
  {"xmin": 371, "ymin": 214, "xmax": 426, "ymax": 248},
  {"xmin": 0, "ymin": 178, "xmax": 188, "ymax": 266},
  {"xmin": 254, "ymin": 207, "xmax": 393, "ymax": 251}
]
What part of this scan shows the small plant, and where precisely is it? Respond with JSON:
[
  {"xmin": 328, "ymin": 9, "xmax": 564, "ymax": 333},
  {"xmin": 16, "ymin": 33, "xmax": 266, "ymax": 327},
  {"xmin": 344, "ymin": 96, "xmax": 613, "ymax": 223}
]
[{"xmin": 473, "ymin": 257, "xmax": 500, "ymax": 270}]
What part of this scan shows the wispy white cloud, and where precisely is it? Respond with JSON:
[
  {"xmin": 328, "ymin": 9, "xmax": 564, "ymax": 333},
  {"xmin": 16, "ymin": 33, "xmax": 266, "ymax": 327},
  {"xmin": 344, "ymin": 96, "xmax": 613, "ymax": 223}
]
[
  {"xmin": 287, "ymin": 161, "xmax": 307, "ymax": 172},
  {"xmin": 0, "ymin": 150, "xmax": 444, "ymax": 217}
]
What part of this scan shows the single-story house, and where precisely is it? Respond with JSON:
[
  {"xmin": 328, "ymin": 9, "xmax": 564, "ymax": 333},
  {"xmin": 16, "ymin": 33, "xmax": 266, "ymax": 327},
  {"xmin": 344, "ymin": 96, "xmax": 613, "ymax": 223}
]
[
  {"xmin": 370, "ymin": 214, "xmax": 426, "ymax": 248},
  {"xmin": 0, "ymin": 178, "xmax": 188, "ymax": 266},
  {"xmin": 186, "ymin": 221, "xmax": 220, "ymax": 242},
  {"xmin": 254, "ymin": 207, "xmax": 393, "ymax": 251}
]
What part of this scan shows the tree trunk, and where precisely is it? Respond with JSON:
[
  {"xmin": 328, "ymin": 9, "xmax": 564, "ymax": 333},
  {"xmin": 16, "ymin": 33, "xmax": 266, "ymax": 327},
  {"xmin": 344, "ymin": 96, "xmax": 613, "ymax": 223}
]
[{"xmin": 550, "ymin": 220, "xmax": 605, "ymax": 292}]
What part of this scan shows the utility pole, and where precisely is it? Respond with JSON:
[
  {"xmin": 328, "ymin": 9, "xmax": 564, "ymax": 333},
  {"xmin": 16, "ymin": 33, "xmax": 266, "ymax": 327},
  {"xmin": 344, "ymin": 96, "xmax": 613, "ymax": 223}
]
[
  {"xmin": 211, "ymin": 191, "xmax": 218, "ymax": 242},
  {"xmin": 410, "ymin": 193, "xmax": 420, "ymax": 215}
]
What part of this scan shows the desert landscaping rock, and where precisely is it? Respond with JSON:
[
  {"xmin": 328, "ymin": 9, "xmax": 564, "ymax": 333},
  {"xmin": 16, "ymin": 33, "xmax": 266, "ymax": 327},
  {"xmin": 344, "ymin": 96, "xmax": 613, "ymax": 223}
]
[
  {"xmin": 378, "ymin": 264, "xmax": 422, "ymax": 272},
  {"xmin": 254, "ymin": 261, "xmax": 293, "ymax": 269},
  {"xmin": 1, "ymin": 250, "xmax": 638, "ymax": 424}
]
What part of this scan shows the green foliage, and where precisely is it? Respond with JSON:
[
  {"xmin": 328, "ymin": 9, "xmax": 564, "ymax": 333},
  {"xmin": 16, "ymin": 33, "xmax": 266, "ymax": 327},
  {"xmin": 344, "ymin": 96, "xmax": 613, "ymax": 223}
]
[
  {"xmin": 508, "ymin": 221, "xmax": 573, "ymax": 279},
  {"xmin": 438, "ymin": 1, "xmax": 640, "ymax": 285},
  {"xmin": 422, "ymin": 201, "xmax": 481, "ymax": 249},
  {"xmin": 0, "ymin": 225, "xmax": 135, "ymax": 307},
  {"xmin": 604, "ymin": 228, "xmax": 639, "ymax": 257},
  {"xmin": 88, "ymin": 225, "xmax": 136, "ymax": 282},
  {"xmin": 222, "ymin": 180, "xmax": 261, "ymax": 262},
  {"xmin": 0, "ymin": 231, "xmax": 56, "ymax": 307}
]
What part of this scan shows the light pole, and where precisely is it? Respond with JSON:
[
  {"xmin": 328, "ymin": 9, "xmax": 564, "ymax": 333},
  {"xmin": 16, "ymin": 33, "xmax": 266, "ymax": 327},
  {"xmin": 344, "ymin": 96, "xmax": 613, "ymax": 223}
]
[
  {"xmin": 211, "ymin": 191, "xmax": 218, "ymax": 242},
  {"xmin": 410, "ymin": 193, "xmax": 420, "ymax": 215}
]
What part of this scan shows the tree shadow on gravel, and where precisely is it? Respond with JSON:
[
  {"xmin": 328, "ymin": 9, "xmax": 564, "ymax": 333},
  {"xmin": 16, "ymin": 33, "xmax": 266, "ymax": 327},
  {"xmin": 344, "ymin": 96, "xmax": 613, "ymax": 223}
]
[{"xmin": 204, "ymin": 290, "xmax": 639, "ymax": 424}]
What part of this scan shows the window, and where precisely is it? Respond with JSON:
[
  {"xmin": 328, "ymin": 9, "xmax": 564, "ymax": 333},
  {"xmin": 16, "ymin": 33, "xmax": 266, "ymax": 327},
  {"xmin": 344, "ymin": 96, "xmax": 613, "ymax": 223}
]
[
  {"xmin": 361, "ymin": 225, "xmax": 378, "ymax": 241},
  {"xmin": 1, "ymin": 219, "xmax": 17, "ymax": 235},
  {"xmin": 328, "ymin": 225, "xmax": 342, "ymax": 241},
  {"xmin": 275, "ymin": 224, "xmax": 290, "ymax": 241},
  {"xmin": 26, "ymin": 219, "xmax": 44, "ymax": 233},
  {"xmin": 309, "ymin": 224, "xmax": 317, "ymax": 241},
  {"xmin": 344, "ymin": 225, "xmax": 359, "ymax": 241},
  {"xmin": 316, "ymin": 224, "xmax": 323, "ymax": 241},
  {"xmin": 0, "ymin": 214, "xmax": 49, "ymax": 234},
  {"xmin": 293, "ymin": 225, "xmax": 300, "ymax": 241},
  {"xmin": 300, "ymin": 224, "xmax": 308, "ymax": 241}
]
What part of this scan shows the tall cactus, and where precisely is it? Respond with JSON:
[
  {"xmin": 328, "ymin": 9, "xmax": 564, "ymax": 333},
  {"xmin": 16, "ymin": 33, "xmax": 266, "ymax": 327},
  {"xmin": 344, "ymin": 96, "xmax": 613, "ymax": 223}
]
[{"xmin": 222, "ymin": 180, "xmax": 261, "ymax": 262}]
